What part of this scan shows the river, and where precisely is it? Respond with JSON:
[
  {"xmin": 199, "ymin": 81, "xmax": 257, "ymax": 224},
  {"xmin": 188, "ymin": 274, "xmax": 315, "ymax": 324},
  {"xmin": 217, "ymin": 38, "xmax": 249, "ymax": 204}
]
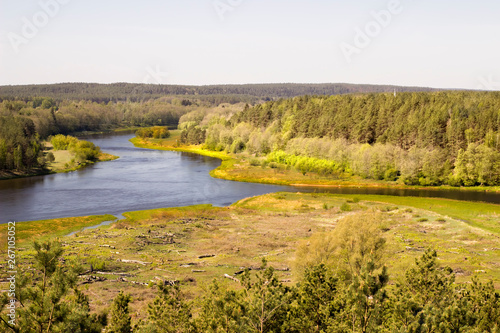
[{"xmin": 1, "ymin": 133, "xmax": 499, "ymax": 223}]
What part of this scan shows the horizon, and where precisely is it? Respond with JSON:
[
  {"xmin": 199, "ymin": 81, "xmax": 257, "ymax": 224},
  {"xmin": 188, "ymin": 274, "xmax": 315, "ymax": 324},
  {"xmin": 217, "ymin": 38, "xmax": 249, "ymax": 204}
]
[{"xmin": 1, "ymin": 0, "xmax": 499, "ymax": 90}]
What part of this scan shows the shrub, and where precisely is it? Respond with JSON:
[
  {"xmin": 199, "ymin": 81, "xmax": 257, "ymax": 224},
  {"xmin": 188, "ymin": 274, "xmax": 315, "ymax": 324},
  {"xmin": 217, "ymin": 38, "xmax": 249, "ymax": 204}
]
[
  {"xmin": 340, "ymin": 202, "xmax": 351, "ymax": 212},
  {"xmin": 46, "ymin": 151, "xmax": 55, "ymax": 162},
  {"xmin": 89, "ymin": 257, "xmax": 106, "ymax": 271},
  {"xmin": 249, "ymin": 158, "xmax": 261, "ymax": 166},
  {"xmin": 50, "ymin": 134, "xmax": 78, "ymax": 150},
  {"xmin": 136, "ymin": 126, "xmax": 170, "ymax": 139}
]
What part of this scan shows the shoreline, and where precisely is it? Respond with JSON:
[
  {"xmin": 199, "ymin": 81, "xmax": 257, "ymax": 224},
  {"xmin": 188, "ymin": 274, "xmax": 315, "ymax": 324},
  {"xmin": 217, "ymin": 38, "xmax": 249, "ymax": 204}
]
[
  {"xmin": 0, "ymin": 152, "xmax": 119, "ymax": 180},
  {"xmin": 130, "ymin": 135, "xmax": 500, "ymax": 194}
]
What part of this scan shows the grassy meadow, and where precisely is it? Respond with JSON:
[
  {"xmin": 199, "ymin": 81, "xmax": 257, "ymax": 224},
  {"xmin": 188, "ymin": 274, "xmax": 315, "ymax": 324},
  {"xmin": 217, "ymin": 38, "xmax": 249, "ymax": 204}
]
[{"xmin": 1, "ymin": 192, "xmax": 499, "ymax": 321}]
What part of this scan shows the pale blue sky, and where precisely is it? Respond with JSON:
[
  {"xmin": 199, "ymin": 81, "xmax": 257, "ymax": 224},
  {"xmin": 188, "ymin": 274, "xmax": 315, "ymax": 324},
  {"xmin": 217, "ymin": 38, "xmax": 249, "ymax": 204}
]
[{"xmin": 1, "ymin": 0, "xmax": 499, "ymax": 89}]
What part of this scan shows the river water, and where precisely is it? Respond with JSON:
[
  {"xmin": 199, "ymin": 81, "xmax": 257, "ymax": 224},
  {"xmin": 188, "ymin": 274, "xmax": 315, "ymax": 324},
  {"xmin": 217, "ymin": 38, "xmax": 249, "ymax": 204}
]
[{"xmin": 1, "ymin": 133, "xmax": 499, "ymax": 223}]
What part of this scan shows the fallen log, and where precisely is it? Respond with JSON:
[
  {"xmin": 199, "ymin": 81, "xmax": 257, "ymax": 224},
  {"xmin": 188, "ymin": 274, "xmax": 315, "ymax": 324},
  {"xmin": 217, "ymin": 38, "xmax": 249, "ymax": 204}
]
[
  {"xmin": 223, "ymin": 274, "xmax": 240, "ymax": 283},
  {"xmin": 118, "ymin": 259, "xmax": 151, "ymax": 265},
  {"xmin": 94, "ymin": 271, "xmax": 134, "ymax": 277},
  {"xmin": 198, "ymin": 254, "xmax": 215, "ymax": 259}
]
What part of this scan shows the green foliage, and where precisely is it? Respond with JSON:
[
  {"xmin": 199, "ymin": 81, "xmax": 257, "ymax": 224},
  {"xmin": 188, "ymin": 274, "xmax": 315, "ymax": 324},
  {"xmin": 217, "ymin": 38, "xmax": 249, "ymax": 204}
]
[
  {"xmin": 289, "ymin": 264, "xmax": 340, "ymax": 332},
  {"xmin": 46, "ymin": 151, "xmax": 55, "ymax": 162},
  {"xmin": 65, "ymin": 288, "xmax": 108, "ymax": 333},
  {"xmin": 108, "ymin": 291, "xmax": 132, "ymax": 333},
  {"xmin": 0, "ymin": 240, "xmax": 105, "ymax": 332},
  {"xmin": 267, "ymin": 151, "xmax": 342, "ymax": 176},
  {"xmin": 141, "ymin": 284, "xmax": 193, "ymax": 333},
  {"xmin": 50, "ymin": 135, "xmax": 101, "ymax": 163},
  {"xmin": 0, "ymin": 116, "xmax": 44, "ymax": 171},
  {"xmin": 2, "ymin": 239, "xmax": 499, "ymax": 332},
  {"xmin": 0, "ymin": 82, "xmax": 437, "ymax": 104},
  {"xmin": 453, "ymin": 143, "xmax": 500, "ymax": 186},
  {"xmin": 50, "ymin": 134, "xmax": 78, "ymax": 150},
  {"xmin": 340, "ymin": 202, "xmax": 351, "ymax": 212},
  {"xmin": 88, "ymin": 257, "xmax": 106, "ymax": 271},
  {"xmin": 136, "ymin": 127, "xmax": 171, "ymax": 139},
  {"xmin": 192, "ymin": 91, "xmax": 500, "ymax": 187},
  {"xmin": 387, "ymin": 249, "xmax": 457, "ymax": 331},
  {"xmin": 295, "ymin": 211, "xmax": 386, "ymax": 280},
  {"xmin": 72, "ymin": 140, "xmax": 101, "ymax": 163},
  {"xmin": 180, "ymin": 125, "xmax": 206, "ymax": 145},
  {"xmin": 196, "ymin": 281, "xmax": 247, "ymax": 332},
  {"xmin": 240, "ymin": 259, "xmax": 295, "ymax": 333}
]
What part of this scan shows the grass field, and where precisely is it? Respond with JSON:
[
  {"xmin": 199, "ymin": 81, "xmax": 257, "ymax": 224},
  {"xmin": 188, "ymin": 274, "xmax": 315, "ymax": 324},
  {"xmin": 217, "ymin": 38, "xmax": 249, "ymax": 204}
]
[{"xmin": 2, "ymin": 193, "xmax": 498, "ymax": 321}]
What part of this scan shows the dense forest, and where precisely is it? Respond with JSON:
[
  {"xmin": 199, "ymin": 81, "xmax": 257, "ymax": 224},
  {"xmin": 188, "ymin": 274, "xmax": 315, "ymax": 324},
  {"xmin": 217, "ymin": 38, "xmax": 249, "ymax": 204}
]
[
  {"xmin": 0, "ymin": 97, "xmax": 197, "ymax": 137},
  {"xmin": 0, "ymin": 95, "xmax": 244, "ymax": 172},
  {"xmin": 0, "ymin": 83, "xmax": 438, "ymax": 104},
  {"xmin": 0, "ymin": 116, "xmax": 44, "ymax": 171},
  {"xmin": 2, "ymin": 218, "xmax": 499, "ymax": 332},
  {"xmin": 180, "ymin": 91, "xmax": 500, "ymax": 186}
]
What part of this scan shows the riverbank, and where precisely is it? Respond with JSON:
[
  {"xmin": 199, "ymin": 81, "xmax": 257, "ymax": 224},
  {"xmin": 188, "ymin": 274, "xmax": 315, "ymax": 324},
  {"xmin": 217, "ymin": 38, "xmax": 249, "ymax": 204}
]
[
  {"xmin": 131, "ymin": 131, "xmax": 500, "ymax": 193},
  {"xmin": 2, "ymin": 192, "xmax": 499, "ymax": 319},
  {"xmin": 0, "ymin": 140, "xmax": 119, "ymax": 180}
]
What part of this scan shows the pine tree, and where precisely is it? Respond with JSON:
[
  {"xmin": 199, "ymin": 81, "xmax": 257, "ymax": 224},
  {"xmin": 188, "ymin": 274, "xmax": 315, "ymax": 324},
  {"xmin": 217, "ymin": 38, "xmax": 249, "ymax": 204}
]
[
  {"xmin": 107, "ymin": 291, "xmax": 132, "ymax": 333},
  {"xmin": 143, "ymin": 283, "xmax": 193, "ymax": 333},
  {"xmin": 0, "ymin": 240, "xmax": 102, "ymax": 333}
]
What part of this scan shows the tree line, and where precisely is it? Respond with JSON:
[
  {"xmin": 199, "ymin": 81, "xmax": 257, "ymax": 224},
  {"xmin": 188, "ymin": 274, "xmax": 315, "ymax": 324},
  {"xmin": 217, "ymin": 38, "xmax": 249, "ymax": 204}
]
[
  {"xmin": 1, "ymin": 211, "xmax": 499, "ymax": 332},
  {"xmin": 0, "ymin": 83, "xmax": 438, "ymax": 104},
  {"xmin": 0, "ymin": 97, "xmax": 196, "ymax": 138},
  {"xmin": 180, "ymin": 91, "xmax": 500, "ymax": 186}
]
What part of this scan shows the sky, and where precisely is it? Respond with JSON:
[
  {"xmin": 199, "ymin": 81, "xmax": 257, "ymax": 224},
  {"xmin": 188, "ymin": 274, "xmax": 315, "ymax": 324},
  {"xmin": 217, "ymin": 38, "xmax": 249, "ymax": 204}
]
[{"xmin": 0, "ymin": 0, "xmax": 499, "ymax": 90}]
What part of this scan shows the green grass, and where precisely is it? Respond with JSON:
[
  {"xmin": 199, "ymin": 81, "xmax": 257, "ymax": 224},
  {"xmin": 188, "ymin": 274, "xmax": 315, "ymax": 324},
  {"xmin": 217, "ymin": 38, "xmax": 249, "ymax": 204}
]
[
  {"xmin": 317, "ymin": 194, "xmax": 500, "ymax": 234},
  {"xmin": 0, "ymin": 214, "xmax": 116, "ymax": 251}
]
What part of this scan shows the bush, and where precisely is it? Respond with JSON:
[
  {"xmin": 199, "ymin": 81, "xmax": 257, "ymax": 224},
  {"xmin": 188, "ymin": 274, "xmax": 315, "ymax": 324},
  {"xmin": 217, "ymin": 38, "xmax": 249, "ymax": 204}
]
[
  {"xmin": 46, "ymin": 151, "xmax": 55, "ymax": 162},
  {"xmin": 136, "ymin": 126, "xmax": 170, "ymax": 139},
  {"xmin": 71, "ymin": 140, "xmax": 100, "ymax": 162},
  {"xmin": 340, "ymin": 202, "xmax": 351, "ymax": 212},
  {"xmin": 89, "ymin": 257, "xmax": 106, "ymax": 271},
  {"xmin": 249, "ymin": 158, "xmax": 261, "ymax": 166},
  {"xmin": 50, "ymin": 134, "xmax": 78, "ymax": 150}
]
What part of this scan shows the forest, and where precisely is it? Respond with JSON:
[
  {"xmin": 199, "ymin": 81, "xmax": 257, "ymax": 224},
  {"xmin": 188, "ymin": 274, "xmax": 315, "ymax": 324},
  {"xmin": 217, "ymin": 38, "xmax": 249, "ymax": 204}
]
[
  {"xmin": 0, "ymin": 83, "xmax": 437, "ymax": 104},
  {"xmin": 0, "ymin": 94, "xmax": 251, "ymax": 173},
  {"xmin": 179, "ymin": 91, "xmax": 500, "ymax": 187}
]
